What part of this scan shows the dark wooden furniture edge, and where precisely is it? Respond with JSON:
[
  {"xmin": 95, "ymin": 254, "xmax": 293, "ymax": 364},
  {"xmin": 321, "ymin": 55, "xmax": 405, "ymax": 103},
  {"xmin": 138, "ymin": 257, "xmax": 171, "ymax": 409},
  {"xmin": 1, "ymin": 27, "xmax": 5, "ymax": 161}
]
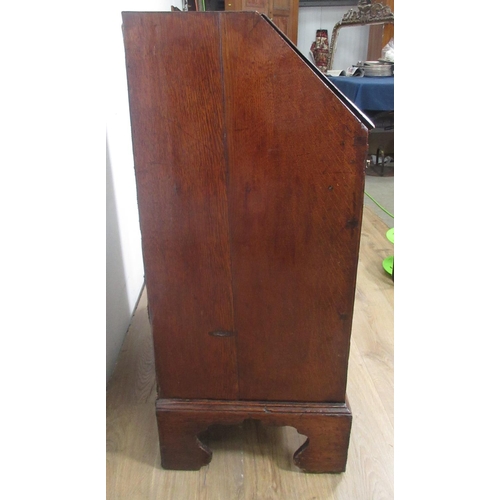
[
  {"xmin": 156, "ymin": 398, "xmax": 353, "ymax": 473},
  {"xmin": 259, "ymin": 14, "xmax": 374, "ymax": 130},
  {"xmin": 121, "ymin": 10, "xmax": 374, "ymax": 131},
  {"xmin": 156, "ymin": 398, "xmax": 351, "ymax": 413}
]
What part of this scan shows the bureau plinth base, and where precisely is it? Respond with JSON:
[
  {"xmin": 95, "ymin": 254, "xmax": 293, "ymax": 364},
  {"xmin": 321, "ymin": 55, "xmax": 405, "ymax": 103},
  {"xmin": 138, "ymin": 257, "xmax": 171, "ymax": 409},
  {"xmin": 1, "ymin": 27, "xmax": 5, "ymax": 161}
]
[{"xmin": 155, "ymin": 399, "xmax": 352, "ymax": 473}]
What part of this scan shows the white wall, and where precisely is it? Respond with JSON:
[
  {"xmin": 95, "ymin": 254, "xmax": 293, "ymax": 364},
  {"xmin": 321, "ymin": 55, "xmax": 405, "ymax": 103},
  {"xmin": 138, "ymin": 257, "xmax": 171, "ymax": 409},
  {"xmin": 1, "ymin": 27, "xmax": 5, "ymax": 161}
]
[
  {"xmin": 106, "ymin": 0, "xmax": 183, "ymax": 384},
  {"xmin": 297, "ymin": 6, "xmax": 370, "ymax": 70}
]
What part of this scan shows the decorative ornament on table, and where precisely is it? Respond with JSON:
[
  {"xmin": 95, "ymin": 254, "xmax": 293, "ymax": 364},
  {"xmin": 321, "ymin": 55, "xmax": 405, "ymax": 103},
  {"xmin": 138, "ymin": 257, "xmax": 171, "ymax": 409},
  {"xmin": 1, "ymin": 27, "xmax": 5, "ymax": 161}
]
[{"xmin": 310, "ymin": 29, "xmax": 329, "ymax": 73}]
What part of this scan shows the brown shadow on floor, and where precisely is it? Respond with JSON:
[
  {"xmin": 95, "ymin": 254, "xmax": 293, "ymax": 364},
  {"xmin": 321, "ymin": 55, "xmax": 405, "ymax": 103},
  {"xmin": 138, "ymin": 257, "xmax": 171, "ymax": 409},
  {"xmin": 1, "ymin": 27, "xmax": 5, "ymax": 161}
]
[{"xmin": 199, "ymin": 419, "xmax": 307, "ymax": 473}]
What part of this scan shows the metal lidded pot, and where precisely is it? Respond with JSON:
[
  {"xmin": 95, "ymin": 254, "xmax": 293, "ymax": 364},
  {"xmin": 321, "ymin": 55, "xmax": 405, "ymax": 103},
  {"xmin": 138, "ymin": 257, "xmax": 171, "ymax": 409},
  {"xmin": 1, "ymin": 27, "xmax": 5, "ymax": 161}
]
[{"xmin": 358, "ymin": 60, "xmax": 393, "ymax": 77}]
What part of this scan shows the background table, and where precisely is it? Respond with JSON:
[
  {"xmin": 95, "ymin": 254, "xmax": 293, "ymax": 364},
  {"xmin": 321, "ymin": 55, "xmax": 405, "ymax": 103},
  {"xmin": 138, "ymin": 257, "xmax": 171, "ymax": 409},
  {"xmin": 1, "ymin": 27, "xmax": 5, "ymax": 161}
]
[
  {"xmin": 327, "ymin": 76, "xmax": 394, "ymax": 112},
  {"xmin": 327, "ymin": 76, "xmax": 395, "ymax": 177}
]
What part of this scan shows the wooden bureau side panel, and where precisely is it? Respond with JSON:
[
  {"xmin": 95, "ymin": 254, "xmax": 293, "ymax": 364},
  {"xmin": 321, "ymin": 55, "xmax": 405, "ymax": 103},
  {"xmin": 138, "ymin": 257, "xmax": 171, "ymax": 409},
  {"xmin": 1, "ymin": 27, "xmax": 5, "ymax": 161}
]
[
  {"xmin": 221, "ymin": 13, "xmax": 368, "ymax": 402},
  {"xmin": 122, "ymin": 13, "xmax": 239, "ymax": 400}
]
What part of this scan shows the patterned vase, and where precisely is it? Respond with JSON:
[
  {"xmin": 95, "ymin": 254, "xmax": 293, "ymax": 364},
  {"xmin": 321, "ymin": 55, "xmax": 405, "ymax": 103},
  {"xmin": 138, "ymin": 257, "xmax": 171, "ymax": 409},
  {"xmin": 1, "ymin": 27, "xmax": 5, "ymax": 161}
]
[{"xmin": 310, "ymin": 29, "xmax": 329, "ymax": 73}]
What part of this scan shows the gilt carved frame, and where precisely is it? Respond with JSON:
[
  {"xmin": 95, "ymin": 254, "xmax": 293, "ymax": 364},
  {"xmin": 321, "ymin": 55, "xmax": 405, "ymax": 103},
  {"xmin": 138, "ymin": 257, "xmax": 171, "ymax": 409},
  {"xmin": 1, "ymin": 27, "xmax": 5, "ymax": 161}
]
[{"xmin": 327, "ymin": 0, "xmax": 394, "ymax": 70}]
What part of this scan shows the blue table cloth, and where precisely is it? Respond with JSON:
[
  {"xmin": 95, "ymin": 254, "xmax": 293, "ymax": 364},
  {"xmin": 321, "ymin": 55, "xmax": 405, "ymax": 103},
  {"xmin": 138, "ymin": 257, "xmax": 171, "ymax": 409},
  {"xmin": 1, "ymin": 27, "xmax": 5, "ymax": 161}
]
[{"xmin": 327, "ymin": 76, "xmax": 394, "ymax": 112}]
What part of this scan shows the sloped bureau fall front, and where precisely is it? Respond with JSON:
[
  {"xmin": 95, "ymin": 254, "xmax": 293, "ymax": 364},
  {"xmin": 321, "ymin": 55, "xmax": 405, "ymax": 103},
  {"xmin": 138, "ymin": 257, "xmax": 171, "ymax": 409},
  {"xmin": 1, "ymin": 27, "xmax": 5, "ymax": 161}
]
[{"xmin": 122, "ymin": 11, "xmax": 371, "ymax": 473}]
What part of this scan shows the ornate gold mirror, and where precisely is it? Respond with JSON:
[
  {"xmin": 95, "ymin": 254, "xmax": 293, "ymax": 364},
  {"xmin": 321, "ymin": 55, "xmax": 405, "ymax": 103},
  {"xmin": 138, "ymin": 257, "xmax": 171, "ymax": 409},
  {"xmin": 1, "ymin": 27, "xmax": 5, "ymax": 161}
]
[{"xmin": 327, "ymin": 0, "xmax": 394, "ymax": 70}]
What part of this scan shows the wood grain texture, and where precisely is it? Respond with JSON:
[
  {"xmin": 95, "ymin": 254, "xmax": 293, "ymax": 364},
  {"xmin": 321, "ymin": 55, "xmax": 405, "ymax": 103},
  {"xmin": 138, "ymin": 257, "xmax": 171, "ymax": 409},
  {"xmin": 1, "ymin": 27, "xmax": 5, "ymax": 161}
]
[
  {"xmin": 106, "ymin": 287, "xmax": 156, "ymax": 410},
  {"xmin": 156, "ymin": 399, "xmax": 352, "ymax": 472},
  {"xmin": 122, "ymin": 13, "xmax": 239, "ymax": 400},
  {"xmin": 224, "ymin": 0, "xmax": 299, "ymax": 44},
  {"xmin": 221, "ymin": 12, "xmax": 368, "ymax": 401},
  {"xmin": 122, "ymin": 11, "xmax": 370, "ymax": 404},
  {"xmin": 106, "ymin": 206, "xmax": 394, "ymax": 499}
]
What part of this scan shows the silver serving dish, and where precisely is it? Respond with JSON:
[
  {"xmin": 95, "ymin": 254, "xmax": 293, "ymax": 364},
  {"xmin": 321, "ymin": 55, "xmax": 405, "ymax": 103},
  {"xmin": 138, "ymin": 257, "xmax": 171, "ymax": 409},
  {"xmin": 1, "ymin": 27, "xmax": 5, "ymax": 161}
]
[{"xmin": 358, "ymin": 61, "xmax": 393, "ymax": 77}]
